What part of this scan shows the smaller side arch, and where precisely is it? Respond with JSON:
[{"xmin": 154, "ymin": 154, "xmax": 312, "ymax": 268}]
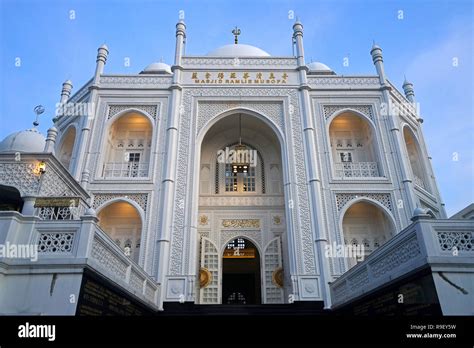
[
  {"xmin": 95, "ymin": 197, "xmax": 146, "ymax": 222},
  {"xmin": 96, "ymin": 198, "xmax": 145, "ymax": 264},
  {"xmin": 338, "ymin": 196, "xmax": 397, "ymax": 229},
  {"xmin": 99, "ymin": 110, "xmax": 154, "ymax": 179},
  {"xmin": 56, "ymin": 124, "xmax": 77, "ymax": 171},
  {"xmin": 327, "ymin": 110, "xmax": 383, "ymax": 178},
  {"xmin": 338, "ymin": 198, "xmax": 397, "ymax": 269},
  {"xmin": 402, "ymin": 124, "xmax": 431, "ymax": 191}
]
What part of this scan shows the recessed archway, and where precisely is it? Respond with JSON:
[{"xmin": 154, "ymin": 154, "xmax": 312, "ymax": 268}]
[
  {"xmin": 328, "ymin": 111, "xmax": 381, "ymax": 178},
  {"xmin": 196, "ymin": 111, "xmax": 288, "ymax": 304},
  {"xmin": 101, "ymin": 111, "xmax": 153, "ymax": 178},
  {"xmin": 403, "ymin": 126, "xmax": 430, "ymax": 191},
  {"xmin": 97, "ymin": 200, "xmax": 142, "ymax": 263},
  {"xmin": 341, "ymin": 200, "xmax": 395, "ymax": 269},
  {"xmin": 57, "ymin": 125, "xmax": 76, "ymax": 170}
]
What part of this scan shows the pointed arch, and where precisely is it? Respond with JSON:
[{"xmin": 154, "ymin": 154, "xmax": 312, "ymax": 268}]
[
  {"xmin": 339, "ymin": 198, "xmax": 396, "ymax": 269},
  {"xmin": 327, "ymin": 110, "xmax": 383, "ymax": 178},
  {"xmin": 96, "ymin": 199, "xmax": 144, "ymax": 264},
  {"xmin": 402, "ymin": 125, "xmax": 431, "ymax": 191},
  {"xmin": 100, "ymin": 111, "xmax": 153, "ymax": 178},
  {"xmin": 194, "ymin": 108, "xmax": 290, "ymax": 305},
  {"xmin": 57, "ymin": 124, "xmax": 77, "ymax": 171}
]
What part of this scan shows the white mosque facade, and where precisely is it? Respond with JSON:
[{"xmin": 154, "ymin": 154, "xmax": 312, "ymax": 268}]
[{"xmin": 0, "ymin": 20, "xmax": 472, "ymax": 315}]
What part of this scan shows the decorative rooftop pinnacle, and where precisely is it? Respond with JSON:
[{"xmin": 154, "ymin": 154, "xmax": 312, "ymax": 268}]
[
  {"xmin": 293, "ymin": 17, "xmax": 303, "ymax": 32},
  {"xmin": 176, "ymin": 19, "xmax": 186, "ymax": 34},
  {"xmin": 403, "ymin": 75, "xmax": 413, "ymax": 87},
  {"xmin": 371, "ymin": 41, "xmax": 382, "ymax": 52},
  {"xmin": 232, "ymin": 26, "xmax": 241, "ymax": 44},
  {"xmin": 33, "ymin": 105, "xmax": 45, "ymax": 128}
]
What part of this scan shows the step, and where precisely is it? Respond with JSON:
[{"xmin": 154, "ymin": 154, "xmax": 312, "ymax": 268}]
[{"xmin": 159, "ymin": 302, "xmax": 328, "ymax": 316}]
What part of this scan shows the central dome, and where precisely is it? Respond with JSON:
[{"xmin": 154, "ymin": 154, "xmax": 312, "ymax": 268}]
[{"xmin": 206, "ymin": 44, "xmax": 270, "ymax": 57}]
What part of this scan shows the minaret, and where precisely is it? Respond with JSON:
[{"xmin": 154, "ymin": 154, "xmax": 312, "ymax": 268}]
[
  {"xmin": 402, "ymin": 78, "xmax": 447, "ymax": 218},
  {"xmin": 371, "ymin": 43, "xmax": 418, "ymax": 220},
  {"xmin": 93, "ymin": 44, "xmax": 109, "ymax": 86},
  {"xmin": 403, "ymin": 77, "xmax": 421, "ymax": 123},
  {"xmin": 292, "ymin": 18, "xmax": 306, "ymax": 67},
  {"xmin": 75, "ymin": 44, "xmax": 109, "ymax": 184},
  {"xmin": 174, "ymin": 20, "xmax": 186, "ymax": 67},
  {"xmin": 292, "ymin": 18, "xmax": 332, "ymax": 308},
  {"xmin": 157, "ymin": 20, "xmax": 187, "ymax": 298},
  {"xmin": 43, "ymin": 127, "xmax": 58, "ymax": 153},
  {"xmin": 370, "ymin": 42, "xmax": 388, "ymax": 87},
  {"xmin": 53, "ymin": 80, "xmax": 73, "ymax": 124},
  {"xmin": 60, "ymin": 80, "xmax": 73, "ymax": 104},
  {"xmin": 402, "ymin": 78, "xmax": 414, "ymax": 101}
]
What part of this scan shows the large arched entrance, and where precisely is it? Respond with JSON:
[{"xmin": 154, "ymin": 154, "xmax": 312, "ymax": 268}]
[
  {"xmin": 222, "ymin": 238, "xmax": 261, "ymax": 304},
  {"xmin": 197, "ymin": 112, "xmax": 287, "ymax": 304}
]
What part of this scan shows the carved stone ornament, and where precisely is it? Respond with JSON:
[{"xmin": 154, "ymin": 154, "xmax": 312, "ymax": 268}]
[
  {"xmin": 272, "ymin": 267, "xmax": 284, "ymax": 288},
  {"xmin": 199, "ymin": 215, "xmax": 209, "ymax": 226},
  {"xmin": 222, "ymin": 219, "xmax": 260, "ymax": 228},
  {"xmin": 199, "ymin": 267, "xmax": 212, "ymax": 288}
]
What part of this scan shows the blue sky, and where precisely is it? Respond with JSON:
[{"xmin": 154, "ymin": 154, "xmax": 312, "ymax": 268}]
[{"xmin": 0, "ymin": 0, "xmax": 472, "ymax": 216}]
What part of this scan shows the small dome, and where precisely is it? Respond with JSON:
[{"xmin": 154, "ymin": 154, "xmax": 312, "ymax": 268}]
[
  {"xmin": 206, "ymin": 44, "xmax": 270, "ymax": 57},
  {"xmin": 307, "ymin": 62, "xmax": 334, "ymax": 75},
  {"xmin": 140, "ymin": 62, "xmax": 172, "ymax": 74},
  {"xmin": 413, "ymin": 207, "xmax": 426, "ymax": 216},
  {"xmin": 0, "ymin": 128, "xmax": 46, "ymax": 153}
]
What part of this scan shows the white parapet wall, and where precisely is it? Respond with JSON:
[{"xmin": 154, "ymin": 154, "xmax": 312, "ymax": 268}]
[
  {"xmin": 0, "ymin": 211, "xmax": 161, "ymax": 315},
  {"xmin": 329, "ymin": 216, "xmax": 474, "ymax": 315}
]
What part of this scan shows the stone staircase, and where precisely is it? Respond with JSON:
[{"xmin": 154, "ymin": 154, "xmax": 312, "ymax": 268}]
[{"xmin": 160, "ymin": 302, "xmax": 328, "ymax": 316}]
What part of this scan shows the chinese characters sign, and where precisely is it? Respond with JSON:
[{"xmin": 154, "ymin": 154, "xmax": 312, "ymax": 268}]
[{"xmin": 190, "ymin": 71, "xmax": 290, "ymax": 84}]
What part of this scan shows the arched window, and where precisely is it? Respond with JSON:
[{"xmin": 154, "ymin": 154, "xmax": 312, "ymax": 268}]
[
  {"xmin": 215, "ymin": 143, "xmax": 265, "ymax": 194},
  {"xmin": 102, "ymin": 112, "xmax": 152, "ymax": 178},
  {"xmin": 97, "ymin": 201, "xmax": 142, "ymax": 263},
  {"xmin": 342, "ymin": 201, "xmax": 394, "ymax": 269},
  {"xmin": 329, "ymin": 112, "xmax": 381, "ymax": 178},
  {"xmin": 403, "ymin": 127, "xmax": 430, "ymax": 191},
  {"xmin": 57, "ymin": 126, "xmax": 76, "ymax": 170}
]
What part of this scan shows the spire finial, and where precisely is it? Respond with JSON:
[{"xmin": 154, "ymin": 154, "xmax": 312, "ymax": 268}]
[
  {"xmin": 232, "ymin": 26, "xmax": 241, "ymax": 44},
  {"xmin": 33, "ymin": 105, "xmax": 45, "ymax": 128}
]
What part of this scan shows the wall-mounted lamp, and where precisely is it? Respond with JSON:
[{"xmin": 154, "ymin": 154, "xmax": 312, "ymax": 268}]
[{"xmin": 37, "ymin": 161, "xmax": 46, "ymax": 175}]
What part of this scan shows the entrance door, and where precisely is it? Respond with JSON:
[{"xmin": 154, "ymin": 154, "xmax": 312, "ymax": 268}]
[{"xmin": 222, "ymin": 238, "xmax": 261, "ymax": 305}]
